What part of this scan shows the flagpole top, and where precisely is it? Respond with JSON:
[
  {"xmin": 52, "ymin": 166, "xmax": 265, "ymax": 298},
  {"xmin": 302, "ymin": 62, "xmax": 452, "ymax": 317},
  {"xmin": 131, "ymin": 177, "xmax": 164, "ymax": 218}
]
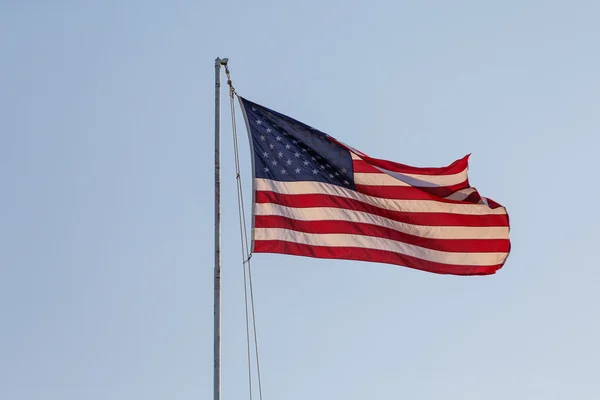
[{"xmin": 215, "ymin": 57, "xmax": 229, "ymax": 66}]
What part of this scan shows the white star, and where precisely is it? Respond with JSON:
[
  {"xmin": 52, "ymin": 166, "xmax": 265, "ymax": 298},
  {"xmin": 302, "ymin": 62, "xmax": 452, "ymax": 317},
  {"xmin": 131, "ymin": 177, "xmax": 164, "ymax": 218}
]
[
  {"xmin": 260, "ymin": 135, "xmax": 266, "ymax": 141},
  {"xmin": 344, "ymin": 180, "xmax": 349, "ymax": 185},
  {"xmin": 272, "ymin": 160, "xmax": 278, "ymax": 166},
  {"xmin": 285, "ymin": 144, "xmax": 291, "ymax": 149},
  {"xmin": 329, "ymin": 174, "xmax": 334, "ymax": 178},
  {"xmin": 303, "ymin": 160, "xmax": 310, "ymax": 166},
  {"xmin": 262, "ymin": 151, "xmax": 269, "ymax": 157},
  {"xmin": 320, "ymin": 165, "xmax": 326, "ymax": 170},
  {"xmin": 295, "ymin": 168, "xmax": 301, "ymax": 174},
  {"xmin": 278, "ymin": 152, "xmax": 284, "ymax": 158},
  {"xmin": 280, "ymin": 169, "xmax": 287, "ymax": 175},
  {"xmin": 264, "ymin": 167, "xmax": 269, "ymax": 172},
  {"xmin": 341, "ymin": 168, "xmax": 347, "ymax": 173},
  {"xmin": 302, "ymin": 148, "xmax": 308, "ymax": 152},
  {"xmin": 326, "ymin": 164, "xmax": 331, "ymax": 168},
  {"xmin": 292, "ymin": 140, "xmax": 298, "ymax": 144},
  {"xmin": 311, "ymin": 156, "xmax": 316, "ymax": 161},
  {"xmin": 312, "ymin": 169, "xmax": 319, "ymax": 175},
  {"xmin": 294, "ymin": 152, "xmax": 300, "ymax": 158},
  {"xmin": 334, "ymin": 172, "xmax": 339, "ymax": 176},
  {"xmin": 266, "ymin": 128, "xmax": 272, "ymax": 133},
  {"xmin": 275, "ymin": 136, "xmax": 282, "ymax": 141},
  {"xmin": 269, "ymin": 144, "xmax": 275, "ymax": 149},
  {"xmin": 252, "ymin": 107, "xmax": 256, "ymax": 111},
  {"xmin": 256, "ymin": 119, "xmax": 262, "ymax": 125},
  {"xmin": 286, "ymin": 159, "xmax": 292, "ymax": 165}
]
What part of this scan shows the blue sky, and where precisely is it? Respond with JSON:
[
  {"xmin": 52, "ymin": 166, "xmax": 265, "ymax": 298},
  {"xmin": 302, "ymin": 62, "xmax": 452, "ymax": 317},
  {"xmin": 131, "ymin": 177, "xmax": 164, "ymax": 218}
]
[{"xmin": 1, "ymin": 1, "xmax": 599, "ymax": 399}]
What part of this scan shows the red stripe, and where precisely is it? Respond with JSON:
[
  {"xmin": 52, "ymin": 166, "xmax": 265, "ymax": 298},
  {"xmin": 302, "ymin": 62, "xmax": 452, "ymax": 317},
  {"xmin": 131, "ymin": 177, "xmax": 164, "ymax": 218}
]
[
  {"xmin": 355, "ymin": 153, "xmax": 470, "ymax": 175},
  {"xmin": 352, "ymin": 184, "xmax": 468, "ymax": 201},
  {"xmin": 258, "ymin": 181, "xmax": 482, "ymax": 204},
  {"xmin": 352, "ymin": 160, "xmax": 468, "ymax": 179},
  {"xmin": 255, "ymin": 191, "xmax": 509, "ymax": 227},
  {"xmin": 484, "ymin": 197, "xmax": 504, "ymax": 210},
  {"xmin": 329, "ymin": 137, "xmax": 471, "ymax": 176},
  {"xmin": 352, "ymin": 160, "xmax": 386, "ymax": 173},
  {"xmin": 355, "ymin": 183, "xmax": 470, "ymax": 199},
  {"xmin": 255, "ymin": 215, "xmax": 510, "ymax": 253},
  {"xmin": 464, "ymin": 191, "xmax": 483, "ymax": 204},
  {"xmin": 253, "ymin": 240, "xmax": 504, "ymax": 275}
]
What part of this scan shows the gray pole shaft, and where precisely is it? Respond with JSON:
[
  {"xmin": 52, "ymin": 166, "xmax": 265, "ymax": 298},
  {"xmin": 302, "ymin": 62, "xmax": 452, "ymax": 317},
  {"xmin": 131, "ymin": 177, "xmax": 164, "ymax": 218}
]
[{"xmin": 214, "ymin": 57, "xmax": 223, "ymax": 400}]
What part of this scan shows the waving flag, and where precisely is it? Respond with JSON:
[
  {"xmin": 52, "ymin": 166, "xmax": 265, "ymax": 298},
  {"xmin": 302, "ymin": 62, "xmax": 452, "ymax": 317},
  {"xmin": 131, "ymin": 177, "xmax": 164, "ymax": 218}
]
[{"xmin": 239, "ymin": 97, "xmax": 510, "ymax": 275}]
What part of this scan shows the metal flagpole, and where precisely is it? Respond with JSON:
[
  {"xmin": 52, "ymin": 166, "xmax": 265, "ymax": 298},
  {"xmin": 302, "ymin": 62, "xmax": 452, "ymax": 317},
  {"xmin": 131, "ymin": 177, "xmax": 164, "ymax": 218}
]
[{"xmin": 214, "ymin": 56, "xmax": 227, "ymax": 400}]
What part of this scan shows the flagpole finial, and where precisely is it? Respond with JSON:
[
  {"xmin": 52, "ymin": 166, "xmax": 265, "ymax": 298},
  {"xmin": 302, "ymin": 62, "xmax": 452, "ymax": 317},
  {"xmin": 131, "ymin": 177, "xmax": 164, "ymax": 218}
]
[{"xmin": 216, "ymin": 57, "xmax": 229, "ymax": 66}]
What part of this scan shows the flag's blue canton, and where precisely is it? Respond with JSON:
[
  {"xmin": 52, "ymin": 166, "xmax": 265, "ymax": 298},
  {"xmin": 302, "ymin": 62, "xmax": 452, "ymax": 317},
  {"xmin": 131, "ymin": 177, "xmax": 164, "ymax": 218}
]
[{"xmin": 240, "ymin": 98, "xmax": 355, "ymax": 189}]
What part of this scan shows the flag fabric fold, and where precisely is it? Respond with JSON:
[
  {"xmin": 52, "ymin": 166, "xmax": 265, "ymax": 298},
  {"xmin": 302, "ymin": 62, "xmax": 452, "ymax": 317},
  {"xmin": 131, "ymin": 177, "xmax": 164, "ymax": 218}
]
[{"xmin": 239, "ymin": 96, "xmax": 510, "ymax": 275}]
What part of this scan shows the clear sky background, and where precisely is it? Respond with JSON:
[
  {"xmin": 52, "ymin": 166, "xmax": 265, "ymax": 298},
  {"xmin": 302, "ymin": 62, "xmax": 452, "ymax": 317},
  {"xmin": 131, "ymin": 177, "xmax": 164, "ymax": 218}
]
[{"xmin": 2, "ymin": 1, "xmax": 599, "ymax": 399}]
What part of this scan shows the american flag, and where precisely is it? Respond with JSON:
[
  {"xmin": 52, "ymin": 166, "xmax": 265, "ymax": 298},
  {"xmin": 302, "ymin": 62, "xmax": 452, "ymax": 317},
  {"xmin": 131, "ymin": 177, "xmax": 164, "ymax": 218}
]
[{"xmin": 239, "ymin": 97, "xmax": 510, "ymax": 275}]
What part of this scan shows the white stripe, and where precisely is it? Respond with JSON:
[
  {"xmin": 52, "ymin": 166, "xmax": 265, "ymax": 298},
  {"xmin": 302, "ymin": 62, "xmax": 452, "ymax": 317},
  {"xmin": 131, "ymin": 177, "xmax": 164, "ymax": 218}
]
[
  {"xmin": 255, "ymin": 178, "xmax": 507, "ymax": 216},
  {"xmin": 355, "ymin": 172, "xmax": 468, "ymax": 188},
  {"xmin": 255, "ymin": 228, "xmax": 508, "ymax": 266},
  {"xmin": 444, "ymin": 188, "xmax": 477, "ymax": 201},
  {"xmin": 256, "ymin": 203, "xmax": 509, "ymax": 239},
  {"xmin": 351, "ymin": 153, "xmax": 468, "ymax": 187}
]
